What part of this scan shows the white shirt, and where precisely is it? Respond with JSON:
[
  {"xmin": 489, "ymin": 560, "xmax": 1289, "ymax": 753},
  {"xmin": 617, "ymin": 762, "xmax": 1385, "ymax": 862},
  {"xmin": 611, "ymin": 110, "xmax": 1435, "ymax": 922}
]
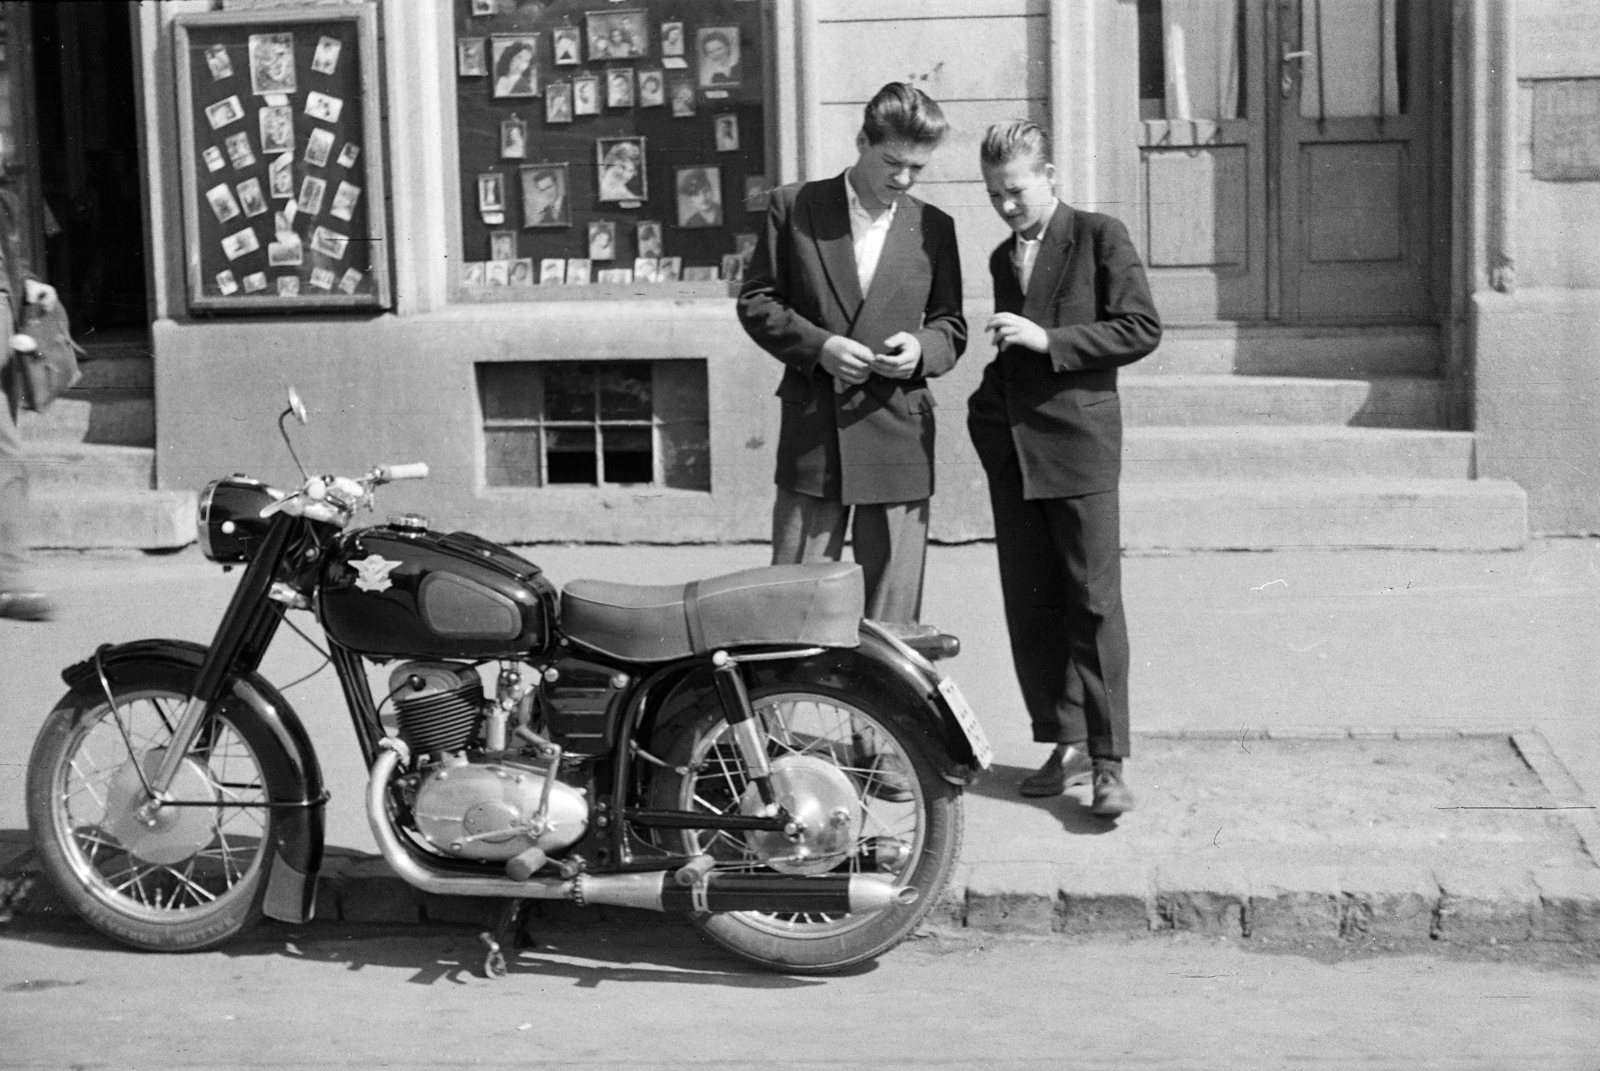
[
  {"xmin": 844, "ymin": 169, "xmax": 897, "ymax": 296},
  {"xmin": 1011, "ymin": 200, "xmax": 1059, "ymax": 294}
]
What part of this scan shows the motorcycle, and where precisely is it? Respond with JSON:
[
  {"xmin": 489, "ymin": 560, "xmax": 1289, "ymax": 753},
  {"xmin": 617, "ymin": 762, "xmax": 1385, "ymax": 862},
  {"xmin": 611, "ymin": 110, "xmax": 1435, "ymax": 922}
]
[{"xmin": 25, "ymin": 389, "xmax": 991, "ymax": 975}]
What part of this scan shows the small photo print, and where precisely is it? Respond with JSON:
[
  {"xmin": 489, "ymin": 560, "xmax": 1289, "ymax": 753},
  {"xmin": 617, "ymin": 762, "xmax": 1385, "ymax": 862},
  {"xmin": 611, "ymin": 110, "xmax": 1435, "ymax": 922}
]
[
  {"xmin": 309, "ymin": 266, "xmax": 337, "ymax": 291},
  {"xmin": 539, "ymin": 258, "xmax": 566, "ymax": 284},
  {"xmin": 311, "ymin": 226, "xmax": 349, "ymax": 260},
  {"xmin": 735, "ymin": 232, "xmax": 759, "ymax": 265},
  {"xmin": 277, "ymin": 275, "xmax": 301, "ymax": 297},
  {"xmin": 298, "ymin": 174, "xmax": 328, "ymax": 216},
  {"xmin": 500, "ymin": 118, "xmax": 527, "ymax": 159},
  {"xmin": 585, "ymin": 9, "xmax": 649, "ymax": 60},
  {"xmin": 587, "ymin": 220, "xmax": 616, "ymax": 261},
  {"xmin": 636, "ymin": 220, "xmax": 663, "ymax": 258},
  {"xmin": 268, "ymin": 153, "xmax": 295, "ymax": 198},
  {"xmin": 330, "ymin": 180, "xmax": 362, "ymax": 222},
  {"xmin": 720, "ymin": 253, "xmax": 745, "ymax": 283},
  {"xmin": 477, "ymin": 172, "xmax": 506, "ymax": 213},
  {"xmin": 259, "ymin": 105, "xmax": 294, "ymax": 154},
  {"xmin": 463, "ymin": 261, "xmax": 486, "ymax": 286},
  {"xmin": 545, "ymin": 82, "xmax": 573, "ymax": 124},
  {"xmin": 470, "ymin": 0, "xmax": 496, "ymax": 14},
  {"xmin": 596, "ymin": 267, "xmax": 633, "ymax": 285},
  {"xmin": 458, "ymin": 37, "xmax": 488, "ymax": 77},
  {"xmin": 676, "ymin": 166, "xmax": 723, "ymax": 228},
  {"xmin": 633, "ymin": 257, "xmax": 658, "ymax": 283},
  {"xmin": 573, "ymin": 73, "xmax": 600, "ymax": 116},
  {"xmin": 509, "ymin": 258, "xmax": 535, "ymax": 286},
  {"xmin": 696, "ymin": 27, "xmax": 741, "ymax": 88},
  {"xmin": 305, "ymin": 127, "xmax": 336, "ymax": 168},
  {"xmin": 311, "ymin": 36, "xmax": 342, "ymax": 76},
  {"xmin": 243, "ymin": 271, "xmax": 268, "ymax": 293},
  {"xmin": 268, "ymin": 230, "xmax": 303, "ymax": 266},
  {"xmin": 489, "ymin": 229, "xmax": 518, "ymax": 262},
  {"xmin": 552, "ymin": 26, "xmax": 581, "ymax": 66},
  {"xmin": 339, "ymin": 268, "xmax": 364, "ymax": 294},
  {"xmin": 305, "ymin": 91, "xmax": 343, "ymax": 125},
  {"xmin": 714, "ymin": 113, "xmax": 740, "ymax": 153},
  {"xmin": 661, "ymin": 21, "xmax": 685, "ymax": 58},
  {"xmin": 221, "ymin": 226, "xmax": 261, "ymax": 261},
  {"xmin": 565, "ymin": 258, "xmax": 591, "ymax": 284},
  {"xmin": 216, "ymin": 269, "xmax": 239, "ymax": 295},
  {"xmin": 637, "ymin": 69, "xmax": 665, "ymax": 107},
  {"xmin": 606, "ymin": 67, "xmax": 635, "ymax": 109},
  {"xmin": 237, "ymin": 177, "xmax": 269, "ymax": 217},
  {"xmin": 336, "ymin": 142, "xmax": 361, "ymax": 169},
  {"xmin": 224, "ymin": 131, "xmax": 256, "ymax": 170},
  {"xmin": 205, "ymin": 44, "xmax": 234, "ymax": 82},
  {"xmin": 657, "ymin": 255, "xmax": 682, "ymax": 281},
  {"xmin": 248, "ymin": 33, "xmax": 297, "ymax": 96},
  {"xmin": 667, "ymin": 74, "xmax": 695, "ymax": 117},
  {"xmin": 205, "ymin": 95, "xmax": 245, "ymax": 130},
  {"xmin": 520, "ymin": 163, "xmax": 569, "ymax": 228},
  {"xmin": 206, "ymin": 183, "xmax": 242, "ymax": 224},
  {"xmin": 491, "ymin": 35, "xmax": 540, "ymax": 99},
  {"xmin": 744, "ymin": 175, "xmax": 771, "ymax": 212},
  {"xmin": 681, "ymin": 265, "xmax": 717, "ymax": 282},
  {"xmin": 596, "ymin": 137, "xmax": 647, "ymax": 202},
  {"xmin": 202, "ymin": 146, "xmax": 226, "ymax": 173},
  {"xmin": 486, "ymin": 260, "xmax": 510, "ymax": 286}
]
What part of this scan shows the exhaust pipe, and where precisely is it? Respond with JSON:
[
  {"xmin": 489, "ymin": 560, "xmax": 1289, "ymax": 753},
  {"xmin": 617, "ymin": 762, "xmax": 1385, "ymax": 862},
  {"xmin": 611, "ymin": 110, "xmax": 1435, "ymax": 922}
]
[{"xmin": 367, "ymin": 744, "xmax": 917, "ymax": 915}]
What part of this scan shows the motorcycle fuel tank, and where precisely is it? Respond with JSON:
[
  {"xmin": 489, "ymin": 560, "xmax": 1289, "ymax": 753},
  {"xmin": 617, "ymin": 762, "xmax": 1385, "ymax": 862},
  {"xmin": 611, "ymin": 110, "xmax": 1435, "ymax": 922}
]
[{"xmin": 319, "ymin": 521, "xmax": 558, "ymax": 659}]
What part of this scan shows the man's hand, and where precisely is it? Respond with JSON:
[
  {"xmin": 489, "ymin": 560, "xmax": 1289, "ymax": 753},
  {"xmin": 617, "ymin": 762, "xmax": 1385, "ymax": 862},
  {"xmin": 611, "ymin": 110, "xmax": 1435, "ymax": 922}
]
[
  {"xmin": 871, "ymin": 331, "xmax": 922, "ymax": 380},
  {"xmin": 986, "ymin": 312, "xmax": 1048, "ymax": 354},
  {"xmin": 23, "ymin": 279, "xmax": 58, "ymax": 310},
  {"xmin": 820, "ymin": 334, "xmax": 874, "ymax": 392}
]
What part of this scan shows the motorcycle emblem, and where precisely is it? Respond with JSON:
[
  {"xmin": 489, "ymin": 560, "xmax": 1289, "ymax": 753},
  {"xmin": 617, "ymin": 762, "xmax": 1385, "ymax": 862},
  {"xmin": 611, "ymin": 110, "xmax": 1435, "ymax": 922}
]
[{"xmin": 351, "ymin": 554, "xmax": 402, "ymax": 593}]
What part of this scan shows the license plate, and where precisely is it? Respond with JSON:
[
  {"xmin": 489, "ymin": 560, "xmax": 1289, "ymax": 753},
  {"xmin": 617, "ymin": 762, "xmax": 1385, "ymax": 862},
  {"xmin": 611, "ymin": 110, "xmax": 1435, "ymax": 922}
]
[{"xmin": 936, "ymin": 677, "xmax": 992, "ymax": 770}]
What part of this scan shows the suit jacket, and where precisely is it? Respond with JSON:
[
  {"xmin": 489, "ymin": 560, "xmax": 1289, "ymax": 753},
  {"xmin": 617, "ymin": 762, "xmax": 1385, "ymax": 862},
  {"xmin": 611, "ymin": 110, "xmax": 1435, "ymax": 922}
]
[
  {"xmin": 737, "ymin": 174, "xmax": 966, "ymax": 505},
  {"xmin": 967, "ymin": 205, "xmax": 1161, "ymax": 499}
]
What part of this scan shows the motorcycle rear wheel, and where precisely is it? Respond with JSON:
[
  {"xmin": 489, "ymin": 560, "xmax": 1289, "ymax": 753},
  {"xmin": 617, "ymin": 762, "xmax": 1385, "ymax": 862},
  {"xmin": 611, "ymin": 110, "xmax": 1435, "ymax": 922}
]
[
  {"xmin": 653, "ymin": 682, "xmax": 963, "ymax": 973},
  {"xmin": 25, "ymin": 662, "xmax": 274, "ymax": 952}
]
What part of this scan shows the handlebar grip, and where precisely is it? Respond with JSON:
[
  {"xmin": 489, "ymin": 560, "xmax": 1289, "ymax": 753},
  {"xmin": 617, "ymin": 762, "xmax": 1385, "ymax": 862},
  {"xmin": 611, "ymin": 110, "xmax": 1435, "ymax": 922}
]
[{"xmin": 379, "ymin": 462, "xmax": 429, "ymax": 481}]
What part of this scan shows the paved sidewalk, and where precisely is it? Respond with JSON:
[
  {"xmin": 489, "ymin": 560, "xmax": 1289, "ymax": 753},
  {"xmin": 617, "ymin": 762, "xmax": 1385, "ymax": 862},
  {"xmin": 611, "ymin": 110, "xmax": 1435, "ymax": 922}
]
[{"xmin": 4, "ymin": 541, "xmax": 1600, "ymax": 945}]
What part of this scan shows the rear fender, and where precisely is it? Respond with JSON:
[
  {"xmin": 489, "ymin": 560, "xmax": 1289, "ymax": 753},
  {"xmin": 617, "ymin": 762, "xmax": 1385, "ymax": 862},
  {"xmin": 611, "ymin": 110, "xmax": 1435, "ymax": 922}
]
[{"xmin": 62, "ymin": 639, "xmax": 326, "ymax": 923}]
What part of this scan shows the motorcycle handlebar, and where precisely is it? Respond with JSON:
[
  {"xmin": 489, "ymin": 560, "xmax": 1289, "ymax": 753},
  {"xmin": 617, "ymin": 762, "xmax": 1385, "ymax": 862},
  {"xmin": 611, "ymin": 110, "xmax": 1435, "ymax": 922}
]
[{"xmin": 377, "ymin": 462, "xmax": 429, "ymax": 482}]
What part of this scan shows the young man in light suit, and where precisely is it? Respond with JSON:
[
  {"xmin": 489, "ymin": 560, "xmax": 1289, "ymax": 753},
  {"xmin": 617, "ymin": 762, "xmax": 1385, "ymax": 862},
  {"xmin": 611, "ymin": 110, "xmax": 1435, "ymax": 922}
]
[
  {"xmin": 737, "ymin": 82, "xmax": 966, "ymax": 625},
  {"xmin": 969, "ymin": 121, "xmax": 1161, "ymax": 815}
]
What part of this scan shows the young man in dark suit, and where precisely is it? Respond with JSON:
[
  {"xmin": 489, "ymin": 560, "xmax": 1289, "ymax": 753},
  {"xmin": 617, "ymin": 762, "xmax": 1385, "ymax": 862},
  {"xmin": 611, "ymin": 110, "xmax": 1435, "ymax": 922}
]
[
  {"xmin": 969, "ymin": 121, "xmax": 1161, "ymax": 815},
  {"xmin": 737, "ymin": 82, "xmax": 966, "ymax": 624}
]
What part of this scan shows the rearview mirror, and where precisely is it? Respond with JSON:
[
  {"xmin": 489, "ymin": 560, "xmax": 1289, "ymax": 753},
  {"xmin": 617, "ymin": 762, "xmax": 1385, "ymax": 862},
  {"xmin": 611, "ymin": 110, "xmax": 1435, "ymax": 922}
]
[{"xmin": 286, "ymin": 387, "xmax": 309, "ymax": 426}]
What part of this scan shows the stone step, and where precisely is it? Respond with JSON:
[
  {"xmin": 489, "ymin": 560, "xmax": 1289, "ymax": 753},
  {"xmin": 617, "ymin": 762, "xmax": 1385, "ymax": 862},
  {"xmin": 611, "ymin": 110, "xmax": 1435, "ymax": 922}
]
[
  {"xmin": 22, "ymin": 441, "xmax": 156, "ymax": 491},
  {"xmin": 1120, "ymin": 375, "xmax": 1446, "ymax": 429},
  {"xmin": 18, "ymin": 396, "xmax": 153, "ymax": 447},
  {"xmin": 1121, "ymin": 478, "xmax": 1526, "ymax": 551},
  {"xmin": 1123, "ymin": 426, "xmax": 1475, "ymax": 482},
  {"xmin": 1128, "ymin": 324, "xmax": 1440, "ymax": 377},
  {"xmin": 27, "ymin": 488, "xmax": 197, "ymax": 550}
]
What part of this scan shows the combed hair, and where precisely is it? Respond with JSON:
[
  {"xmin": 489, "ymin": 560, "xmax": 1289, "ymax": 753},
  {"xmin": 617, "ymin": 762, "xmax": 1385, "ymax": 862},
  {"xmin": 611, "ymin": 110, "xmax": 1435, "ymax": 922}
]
[
  {"xmin": 980, "ymin": 120, "xmax": 1052, "ymax": 169},
  {"xmin": 861, "ymin": 82, "xmax": 949, "ymax": 147}
]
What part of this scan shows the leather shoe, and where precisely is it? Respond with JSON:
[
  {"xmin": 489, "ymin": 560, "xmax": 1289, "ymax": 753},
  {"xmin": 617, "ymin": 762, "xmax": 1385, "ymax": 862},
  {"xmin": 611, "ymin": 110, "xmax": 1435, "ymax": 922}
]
[
  {"xmin": 1018, "ymin": 745, "xmax": 1091, "ymax": 798},
  {"xmin": 1091, "ymin": 760, "xmax": 1135, "ymax": 816},
  {"xmin": 0, "ymin": 591, "xmax": 56, "ymax": 622}
]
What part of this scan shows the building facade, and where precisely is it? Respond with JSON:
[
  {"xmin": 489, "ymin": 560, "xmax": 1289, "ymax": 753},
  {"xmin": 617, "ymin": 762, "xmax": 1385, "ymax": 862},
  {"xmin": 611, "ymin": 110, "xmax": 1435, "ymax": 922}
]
[{"xmin": 7, "ymin": 0, "xmax": 1600, "ymax": 548}]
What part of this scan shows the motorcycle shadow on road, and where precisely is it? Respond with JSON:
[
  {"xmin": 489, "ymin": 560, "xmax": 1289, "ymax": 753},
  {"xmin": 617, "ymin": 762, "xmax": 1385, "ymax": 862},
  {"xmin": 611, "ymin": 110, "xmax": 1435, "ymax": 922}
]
[{"xmin": 965, "ymin": 765, "xmax": 1119, "ymax": 836}]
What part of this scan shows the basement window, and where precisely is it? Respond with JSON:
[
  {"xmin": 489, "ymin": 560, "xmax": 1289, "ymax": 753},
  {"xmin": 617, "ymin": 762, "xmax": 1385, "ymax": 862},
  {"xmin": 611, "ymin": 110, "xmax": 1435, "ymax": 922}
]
[{"xmin": 478, "ymin": 360, "xmax": 710, "ymax": 490}]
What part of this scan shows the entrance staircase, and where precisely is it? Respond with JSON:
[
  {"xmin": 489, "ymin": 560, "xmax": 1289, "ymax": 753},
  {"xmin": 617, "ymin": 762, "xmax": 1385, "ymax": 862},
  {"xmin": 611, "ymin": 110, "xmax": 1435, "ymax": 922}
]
[
  {"xmin": 18, "ymin": 335, "xmax": 195, "ymax": 550},
  {"xmin": 1117, "ymin": 325, "xmax": 1526, "ymax": 550}
]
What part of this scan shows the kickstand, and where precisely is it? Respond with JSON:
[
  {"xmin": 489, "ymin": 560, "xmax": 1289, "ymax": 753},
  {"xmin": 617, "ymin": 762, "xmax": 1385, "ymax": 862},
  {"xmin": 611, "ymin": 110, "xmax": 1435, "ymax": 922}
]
[{"xmin": 478, "ymin": 898, "xmax": 532, "ymax": 979}]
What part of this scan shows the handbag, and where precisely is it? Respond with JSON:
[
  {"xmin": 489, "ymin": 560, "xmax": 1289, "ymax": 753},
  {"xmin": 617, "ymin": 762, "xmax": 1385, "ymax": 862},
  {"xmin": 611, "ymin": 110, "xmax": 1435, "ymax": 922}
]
[{"xmin": 9, "ymin": 298, "xmax": 84, "ymax": 413}]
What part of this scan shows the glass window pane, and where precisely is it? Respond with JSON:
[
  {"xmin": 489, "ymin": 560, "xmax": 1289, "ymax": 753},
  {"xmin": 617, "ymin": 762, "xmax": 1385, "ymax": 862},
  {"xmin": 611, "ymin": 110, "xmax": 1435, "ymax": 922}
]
[
  {"xmin": 546, "ymin": 427, "xmax": 597, "ymax": 484},
  {"xmin": 598, "ymin": 364, "xmax": 652, "ymax": 420},
  {"xmin": 1153, "ymin": 0, "xmax": 1243, "ymax": 121},
  {"xmin": 544, "ymin": 363, "xmax": 595, "ymax": 421},
  {"xmin": 601, "ymin": 426, "xmax": 653, "ymax": 485},
  {"xmin": 484, "ymin": 428, "xmax": 542, "ymax": 487},
  {"xmin": 1300, "ymin": 0, "xmax": 1404, "ymax": 119},
  {"xmin": 478, "ymin": 363, "xmax": 543, "ymax": 421}
]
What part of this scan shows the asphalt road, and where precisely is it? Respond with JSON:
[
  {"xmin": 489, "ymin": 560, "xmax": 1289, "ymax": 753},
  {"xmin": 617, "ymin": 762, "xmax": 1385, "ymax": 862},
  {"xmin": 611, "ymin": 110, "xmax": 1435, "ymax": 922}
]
[{"xmin": 2, "ymin": 916, "xmax": 1596, "ymax": 1070}]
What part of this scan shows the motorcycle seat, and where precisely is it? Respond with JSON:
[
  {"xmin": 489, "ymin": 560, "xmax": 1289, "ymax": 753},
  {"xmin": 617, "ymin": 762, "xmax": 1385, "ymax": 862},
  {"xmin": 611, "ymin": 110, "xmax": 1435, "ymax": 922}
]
[{"xmin": 560, "ymin": 563, "xmax": 864, "ymax": 663}]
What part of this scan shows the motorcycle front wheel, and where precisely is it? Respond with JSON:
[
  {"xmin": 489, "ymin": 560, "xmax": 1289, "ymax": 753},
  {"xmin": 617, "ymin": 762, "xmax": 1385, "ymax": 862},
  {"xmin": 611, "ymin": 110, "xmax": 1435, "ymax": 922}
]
[
  {"xmin": 25, "ymin": 661, "xmax": 274, "ymax": 952},
  {"xmin": 652, "ymin": 682, "xmax": 963, "ymax": 973}
]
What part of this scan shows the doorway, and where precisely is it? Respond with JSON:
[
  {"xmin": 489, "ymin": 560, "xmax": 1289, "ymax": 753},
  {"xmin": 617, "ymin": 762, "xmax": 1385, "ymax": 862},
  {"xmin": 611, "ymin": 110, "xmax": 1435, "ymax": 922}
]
[{"xmin": 1135, "ymin": 0, "xmax": 1448, "ymax": 326}]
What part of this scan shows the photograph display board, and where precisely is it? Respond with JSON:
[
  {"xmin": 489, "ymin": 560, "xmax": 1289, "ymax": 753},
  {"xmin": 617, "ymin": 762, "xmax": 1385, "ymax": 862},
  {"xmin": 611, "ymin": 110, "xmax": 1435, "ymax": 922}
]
[
  {"xmin": 454, "ymin": 0, "xmax": 768, "ymax": 295},
  {"xmin": 175, "ymin": 8, "xmax": 390, "ymax": 311}
]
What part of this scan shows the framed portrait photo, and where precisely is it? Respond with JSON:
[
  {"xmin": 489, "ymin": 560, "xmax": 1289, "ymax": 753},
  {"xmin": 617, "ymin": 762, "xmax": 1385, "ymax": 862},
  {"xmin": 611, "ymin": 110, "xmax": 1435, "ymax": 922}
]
[
  {"xmin": 489, "ymin": 229, "xmax": 518, "ymax": 262},
  {"xmin": 458, "ymin": 37, "xmax": 488, "ymax": 77},
  {"xmin": 606, "ymin": 67, "xmax": 635, "ymax": 109},
  {"xmin": 552, "ymin": 25, "xmax": 581, "ymax": 66},
  {"xmin": 205, "ymin": 44, "xmax": 234, "ymax": 81},
  {"xmin": 258, "ymin": 105, "xmax": 293, "ymax": 154},
  {"xmin": 248, "ymin": 32, "xmax": 296, "ymax": 95},
  {"xmin": 585, "ymin": 9, "xmax": 649, "ymax": 61},
  {"xmin": 714, "ymin": 113, "xmax": 740, "ymax": 152},
  {"xmin": 667, "ymin": 74, "xmax": 695, "ymax": 118},
  {"xmin": 478, "ymin": 171, "xmax": 506, "ymax": 214},
  {"xmin": 675, "ymin": 165, "xmax": 723, "ymax": 228},
  {"xmin": 540, "ymin": 258, "xmax": 566, "ymax": 284},
  {"xmin": 509, "ymin": 258, "xmax": 535, "ymax": 286},
  {"xmin": 696, "ymin": 26, "xmax": 741, "ymax": 89},
  {"xmin": 661, "ymin": 20, "xmax": 685, "ymax": 58},
  {"xmin": 500, "ymin": 117, "xmax": 527, "ymax": 159},
  {"xmin": 545, "ymin": 82, "xmax": 573, "ymax": 124},
  {"xmin": 636, "ymin": 220, "xmax": 663, "ymax": 258},
  {"xmin": 520, "ymin": 163, "xmax": 570, "ymax": 228},
  {"xmin": 490, "ymin": 34, "xmax": 541, "ymax": 99},
  {"xmin": 587, "ymin": 220, "xmax": 616, "ymax": 262},
  {"xmin": 573, "ymin": 73, "xmax": 600, "ymax": 116},
  {"xmin": 637, "ymin": 68, "xmax": 665, "ymax": 108},
  {"xmin": 596, "ymin": 137, "xmax": 647, "ymax": 203},
  {"xmin": 566, "ymin": 258, "xmax": 591, "ymax": 285}
]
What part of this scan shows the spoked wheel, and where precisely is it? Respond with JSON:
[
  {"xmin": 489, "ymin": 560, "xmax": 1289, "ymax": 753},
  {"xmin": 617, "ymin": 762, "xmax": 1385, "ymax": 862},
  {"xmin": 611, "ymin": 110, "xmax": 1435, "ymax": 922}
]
[
  {"xmin": 25, "ymin": 662, "xmax": 274, "ymax": 951},
  {"xmin": 653, "ymin": 684, "xmax": 962, "ymax": 973}
]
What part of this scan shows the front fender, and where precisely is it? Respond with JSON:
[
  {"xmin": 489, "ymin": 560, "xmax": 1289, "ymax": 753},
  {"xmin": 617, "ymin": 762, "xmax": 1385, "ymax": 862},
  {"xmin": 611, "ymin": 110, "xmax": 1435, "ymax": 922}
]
[{"xmin": 62, "ymin": 639, "xmax": 326, "ymax": 923}]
